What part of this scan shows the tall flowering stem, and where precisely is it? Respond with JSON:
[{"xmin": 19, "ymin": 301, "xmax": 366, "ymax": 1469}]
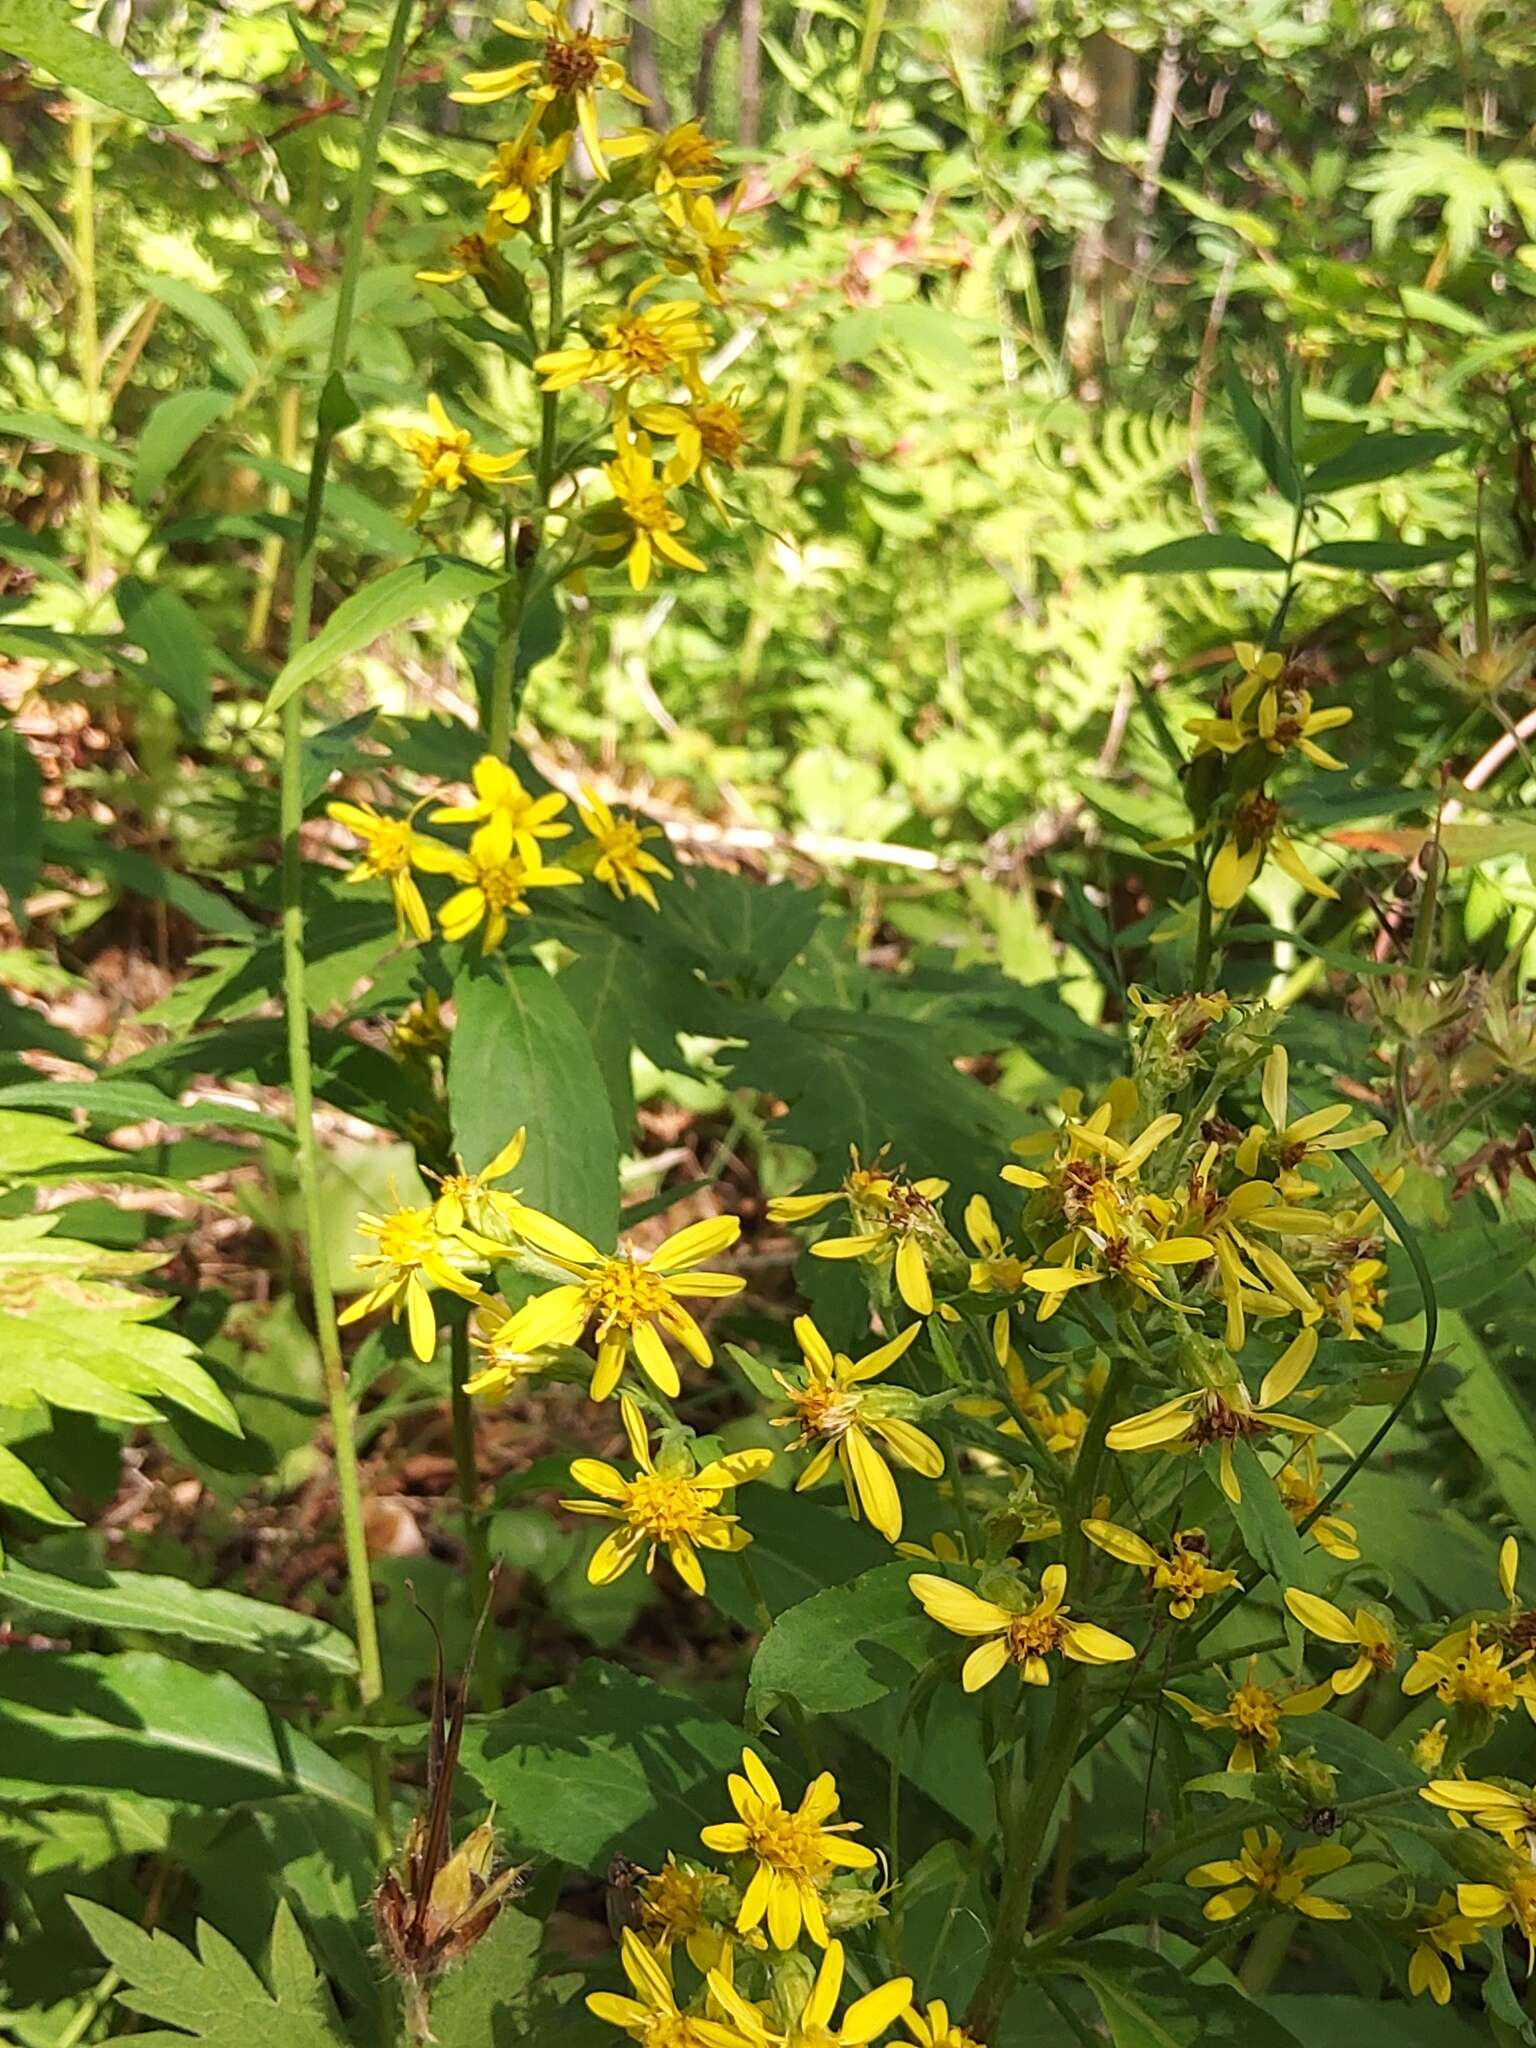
[{"xmin": 277, "ymin": 0, "xmax": 418, "ymax": 1845}]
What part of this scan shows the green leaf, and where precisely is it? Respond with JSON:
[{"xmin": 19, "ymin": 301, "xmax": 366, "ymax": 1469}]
[
  {"xmin": 0, "ymin": 1076, "xmax": 293, "ymax": 1141},
  {"xmin": 417, "ymin": 1908, "xmax": 555, "ymax": 2048},
  {"xmin": 1068, "ymin": 1939, "xmax": 1305, "ymax": 2047},
  {"xmin": 361, "ymin": 1660, "xmax": 743, "ymax": 1872},
  {"xmin": 0, "ymin": 1106, "xmax": 116, "ymax": 1172},
  {"xmin": 0, "ymin": 1651, "xmax": 372, "ymax": 1825},
  {"xmin": 1439, "ymin": 1311, "xmax": 1536, "ymax": 1534},
  {"xmin": 0, "ymin": 726, "xmax": 42, "ymax": 914},
  {"xmin": 117, "ymin": 577, "xmax": 215, "ymax": 730},
  {"xmin": 132, "ymin": 388, "xmax": 237, "ymax": 504},
  {"xmin": 0, "ymin": 1559, "xmax": 357, "ymax": 1678},
  {"xmin": 0, "ymin": 0, "xmax": 169, "ymax": 121},
  {"xmin": 749, "ymin": 1562, "xmax": 932, "ymax": 1716},
  {"xmin": 450, "ymin": 958, "xmax": 620, "ymax": 1250},
  {"xmin": 1302, "ymin": 538, "xmax": 1468, "ymax": 571},
  {"xmin": 1270, "ymin": 1992, "xmax": 1490, "ymax": 2048},
  {"xmin": 1305, "ymin": 430, "xmax": 1458, "ymax": 496},
  {"xmin": 1386, "ymin": 1222, "xmax": 1536, "ymax": 1317},
  {"xmin": 148, "ymin": 276, "xmax": 260, "ymax": 386},
  {"xmin": 265, "ymin": 558, "xmax": 501, "ymax": 716},
  {"xmin": 555, "ymin": 938, "xmax": 638, "ymax": 1142},
  {"xmin": 69, "ymin": 1896, "xmax": 348, "ymax": 2047},
  {"xmin": 712, "ymin": 1487, "xmax": 892, "ymax": 1627},
  {"xmin": 1228, "ymin": 1439, "xmax": 1308, "ymax": 1589},
  {"xmin": 0, "ymin": 406, "xmax": 128, "ymax": 465},
  {"xmin": 0, "ymin": 1443, "xmax": 78, "ymax": 1528},
  {"xmin": 1223, "ymin": 364, "xmax": 1300, "ymax": 502},
  {"xmin": 1119, "ymin": 535, "xmax": 1289, "ymax": 575}
]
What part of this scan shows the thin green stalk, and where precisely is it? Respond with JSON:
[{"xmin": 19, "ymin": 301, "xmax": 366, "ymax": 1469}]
[
  {"xmin": 278, "ymin": 0, "xmax": 417, "ymax": 1854},
  {"xmin": 450, "ymin": 1322, "xmax": 500, "ymax": 1710},
  {"xmin": 69, "ymin": 109, "xmax": 102, "ymax": 587}
]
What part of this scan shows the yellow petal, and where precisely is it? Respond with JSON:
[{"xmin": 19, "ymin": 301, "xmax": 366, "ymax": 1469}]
[
  {"xmin": 1284, "ymin": 1587, "xmax": 1358, "ymax": 1645},
  {"xmin": 961, "ymin": 1636, "xmax": 1011, "ymax": 1692},
  {"xmin": 909, "ymin": 1574, "xmax": 1013, "ymax": 1636}
]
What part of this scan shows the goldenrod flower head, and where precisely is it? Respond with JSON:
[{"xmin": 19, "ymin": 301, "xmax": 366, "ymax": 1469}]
[
  {"xmin": 1188, "ymin": 643, "xmax": 1352, "ymax": 770},
  {"xmin": 452, "ymin": 1, "xmax": 648, "ymax": 179},
  {"xmin": 1104, "ymin": 1325, "xmax": 1320, "ymax": 1502},
  {"xmin": 464, "ymin": 1294, "xmax": 553, "ymax": 1402},
  {"xmin": 389, "ymin": 393, "xmax": 529, "ymax": 520},
  {"xmin": 338, "ymin": 1201, "xmax": 485, "ymax": 1362},
  {"xmin": 771, "ymin": 1148, "xmax": 951, "ymax": 1317},
  {"xmin": 1167, "ymin": 1657, "xmax": 1333, "ymax": 1772},
  {"xmin": 1457, "ymin": 1860, "xmax": 1536, "ymax": 1969},
  {"xmin": 700, "ymin": 1751, "xmax": 879, "ymax": 1951},
  {"xmin": 909, "ymin": 1564, "xmax": 1134, "ymax": 1692},
  {"xmin": 475, "ymin": 117, "xmax": 571, "ymax": 227},
  {"xmin": 562, "ymin": 1393, "xmax": 771, "ymax": 1595},
  {"xmin": 587, "ymin": 1926, "xmax": 740, "ymax": 2047},
  {"xmin": 413, "ymin": 812, "xmax": 581, "ymax": 950},
  {"xmin": 1423, "ymin": 1775, "xmax": 1536, "ymax": 1848},
  {"xmin": 959, "ymin": 1193, "xmax": 1030, "ymax": 1362},
  {"xmin": 424, "ymin": 1128, "xmax": 528, "ymax": 1239},
  {"xmin": 634, "ymin": 1856, "xmax": 745, "ymax": 1972},
  {"xmin": 632, "ymin": 364, "xmax": 751, "ymax": 519},
  {"xmin": 598, "ymin": 434, "xmax": 706, "ymax": 591},
  {"xmin": 708, "ymin": 1937, "xmax": 912, "ymax": 2048},
  {"xmin": 1406, "ymin": 1894, "xmax": 1479, "ymax": 2004},
  {"xmin": 1314, "ymin": 1254, "xmax": 1388, "ymax": 1339},
  {"xmin": 1080, "ymin": 1518, "xmax": 1240, "ymax": 1620},
  {"xmin": 1412, "ymin": 1719, "xmax": 1450, "ymax": 1774},
  {"xmin": 1285, "ymin": 1587, "xmax": 1399, "ymax": 1694},
  {"xmin": 430, "ymin": 754, "xmax": 572, "ymax": 854},
  {"xmin": 902, "ymin": 2001, "xmax": 984, "ymax": 2048},
  {"xmin": 1186, "ymin": 1826, "xmax": 1351, "ymax": 1922},
  {"xmin": 659, "ymin": 188, "xmax": 751, "ymax": 303},
  {"xmin": 575, "ymin": 786, "xmax": 673, "ymax": 909},
  {"xmin": 773, "ymin": 1314, "xmax": 939, "ymax": 1544},
  {"xmin": 1403, "ymin": 1622, "xmax": 1536, "ymax": 1723},
  {"xmin": 1208, "ymin": 788, "xmax": 1338, "ymax": 910},
  {"xmin": 1275, "ymin": 1443, "xmax": 1360, "ymax": 1560},
  {"xmin": 392, "ymin": 987, "xmax": 450, "ymax": 1061},
  {"xmin": 1236, "ymin": 1047, "xmax": 1386, "ymax": 1188},
  {"xmin": 1177, "ymin": 1149, "xmax": 1332, "ymax": 1349},
  {"xmin": 607, "ymin": 118, "xmax": 728, "ymax": 194},
  {"xmin": 326, "ymin": 797, "xmax": 435, "ymax": 941},
  {"xmin": 478, "ymin": 1210, "xmax": 744, "ymax": 1401},
  {"xmin": 417, "ymin": 224, "xmax": 512, "ymax": 287},
  {"xmin": 537, "ymin": 279, "xmax": 713, "ymax": 392}
]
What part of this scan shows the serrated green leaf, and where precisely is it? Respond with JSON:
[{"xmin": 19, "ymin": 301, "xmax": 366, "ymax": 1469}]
[{"xmin": 749, "ymin": 1562, "xmax": 932, "ymax": 1716}]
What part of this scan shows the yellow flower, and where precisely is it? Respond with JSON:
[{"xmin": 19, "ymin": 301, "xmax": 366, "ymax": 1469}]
[
  {"xmin": 1402, "ymin": 1622, "xmax": 1536, "ymax": 1724},
  {"xmin": 902, "ymin": 2001, "xmax": 984, "ymax": 2048},
  {"xmin": 465, "ymin": 1294, "xmax": 554, "ymax": 1401},
  {"xmin": 599, "ymin": 435, "xmax": 706, "ymax": 591},
  {"xmin": 771, "ymin": 1150, "xmax": 950, "ymax": 1317},
  {"xmin": 1188, "ymin": 642, "xmax": 1352, "ymax": 769},
  {"xmin": 1284, "ymin": 1588, "xmax": 1399, "ymax": 1695},
  {"xmin": 910, "ymin": 1564, "xmax": 1134, "ymax": 1692},
  {"xmin": 1179, "ymin": 1147, "xmax": 1332, "ymax": 1348},
  {"xmin": 1314, "ymin": 1255, "xmax": 1388, "ymax": 1339},
  {"xmin": 562, "ymin": 1393, "xmax": 771, "ymax": 1596},
  {"xmin": 959, "ymin": 1194, "xmax": 1030, "ymax": 1363},
  {"xmin": 1104, "ymin": 1326, "xmax": 1321, "ymax": 1503},
  {"xmin": 607, "ymin": 117, "xmax": 727, "ymax": 194},
  {"xmin": 631, "ymin": 362, "xmax": 750, "ymax": 518},
  {"xmin": 773, "ymin": 1314, "xmax": 941, "ymax": 1543},
  {"xmin": 475, "ymin": 116, "xmax": 571, "ymax": 228},
  {"xmin": 1236, "ymin": 1048, "xmax": 1386, "ymax": 1188},
  {"xmin": 1422, "ymin": 1775, "xmax": 1536, "ymax": 1846},
  {"xmin": 1080, "ymin": 1519, "xmax": 1240, "ymax": 1620},
  {"xmin": 1457, "ymin": 1860, "xmax": 1536, "ymax": 1969},
  {"xmin": 430, "ymin": 754, "xmax": 572, "ymax": 855},
  {"xmin": 337, "ymin": 1202, "xmax": 486, "ymax": 1362},
  {"xmin": 1208, "ymin": 790, "xmax": 1336, "ymax": 910},
  {"xmin": 389, "ymin": 393, "xmax": 529, "ymax": 521},
  {"xmin": 635, "ymin": 1857, "xmax": 745, "ymax": 1973},
  {"xmin": 425, "ymin": 1128, "xmax": 529, "ymax": 1237},
  {"xmin": 1167, "ymin": 1658, "xmax": 1333, "ymax": 1772},
  {"xmin": 1411, "ymin": 1719, "xmax": 1450, "ymax": 1774},
  {"xmin": 575, "ymin": 786, "xmax": 673, "ymax": 909},
  {"xmin": 413, "ymin": 813, "xmax": 580, "ymax": 950},
  {"xmin": 661, "ymin": 188, "xmax": 750, "ymax": 303},
  {"xmin": 587, "ymin": 1927, "xmax": 740, "ymax": 2048},
  {"xmin": 700, "ymin": 1751, "xmax": 878, "ymax": 1950},
  {"xmin": 1274, "ymin": 1443, "xmax": 1360, "ymax": 1560},
  {"xmin": 417, "ymin": 225, "xmax": 512, "ymax": 287},
  {"xmin": 472, "ymin": 1211, "xmax": 744, "ymax": 1401},
  {"xmin": 1407, "ymin": 1895, "xmax": 1479, "ymax": 2004},
  {"xmin": 452, "ymin": 1, "xmax": 648, "ymax": 179},
  {"xmin": 1186, "ymin": 1827, "xmax": 1351, "ymax": 1922},
  {"xmin": 708, "ymin": 1938, "xmax": 912, "ymax": 2048},
  {"xmin": 325, "ymin": 798, "xmax": 435, "ymax": 942},
  {"xmin": 537, "ymin": 280, "xmax": 713, "ymax": 392}
]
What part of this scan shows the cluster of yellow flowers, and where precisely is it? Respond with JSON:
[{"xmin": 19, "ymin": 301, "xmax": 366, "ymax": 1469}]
[
  {"xmin": 326, "ymin": 753, "xmax": 671, "ymax": 948},
  {"xmin": 402, "ymin": 0, "xmax": 752, "ymax": 585},
  {"xmin": 590, "ymin": 1748, "xmax": 985, "ymax": 2048}
]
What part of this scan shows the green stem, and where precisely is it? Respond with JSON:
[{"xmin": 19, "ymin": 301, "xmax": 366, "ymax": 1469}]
[
  {"xmin": 450, "ymin": 1322, "xmax": 500, "ymax": 1710},
  {"xmin": 69, "ymin": 108, "xmax": 102, "ymax": 588},
  {"xmin": 1238, "ymin": 1913, "xmax": 1294, "ymax": 1995},
  {"xmin": 278, "ymin": 0, "xmax": 417, "ymax": 1854}
]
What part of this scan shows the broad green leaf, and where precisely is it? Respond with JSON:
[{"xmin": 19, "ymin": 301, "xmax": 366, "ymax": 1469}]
[
  {"xmin": 0, "ymin": 1076, "xmax": 293, "ymax": 1142},
  {"xmin": 0, "ymin": 726, "xmax": 41, "ymax": 913},
  {"xmin": 148, "ymin": 276, "xmax": 260, "ymax": 385},
  {"xmin": 0, "ymin": 1559, "xmax": 357, "ymax": 1678},
  {"xmin": 1068, "ymin": 1939, "xmax": 1306, "ymax": 2047},
  {"xmin": 450, "ymin": 958, "xmax": 620, "ymax": 1250},
  {"xmin": 117, "ymin": 577, "xmax": 216, "ymax": 730},
  {"xmin": 749, "ymin": 1562, "xmax": 932, "ymax": 1716},
  {"xmin": 0, "ymin": 0, "xmax": 168, "ymax": 121},
  {"xmin": 713, "ymin": 1483, "xmax": 892, "ymax": 1627},
  {"xmin": 1302, "ymin": 538, "xmax": 1468, "ymax": 571},
  {"xmin": 556, "ymin": 937, "xmax": 638, "ymax": 1142},
  {"xmin": 1269, "ymin": 1992, "xmax": 1490, "ymax": 2048},
  {"xmin": 70, "ymin": 1896, "xmax": 348, "ymax": 2047},
  {"xmin": 1120, "ymin": 535, "xmax": 1289, "ymax": 575},
  {"xmin": 1305, "ymin": 430, "xmax": 1458, "ymax": 496},
  {"xmin": 0, "ymin": 1651, "xmax": 372, "ymax": 1826},
  {"xmin": 1228, "ymin": 1439, "xmax": 1307, "ymax": 1590},
  {"xmin": 1385, "ymin": 1222, "xmax": 1536, "ymax": 1316},
  {"xmin": 417, "ymin": 1908, "xmax": 559, "ymax": 2048},
  {"xmin": 1438, "ymin": 1311, "xmax": 1536, "ymax": 1534},
  {"xmin": 266, "ymin": 558, "xmax": 501, "ymax": 715},
  {"xmin": 132, "ymin": 388, "xmax": 237, "ymax": 503}
]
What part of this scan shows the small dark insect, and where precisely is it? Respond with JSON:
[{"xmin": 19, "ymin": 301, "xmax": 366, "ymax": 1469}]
[
  {"xmin": 1304, "ymin": 1806, "xmax": 1339, "ymax": 1836},
  {"xmin": 605, "ymin": 1853, "xmax": 646, "ymax": 1941},
  {"xmin": 373, "ymin": 1576, "xmax": 523, "ymax": 2040}
]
